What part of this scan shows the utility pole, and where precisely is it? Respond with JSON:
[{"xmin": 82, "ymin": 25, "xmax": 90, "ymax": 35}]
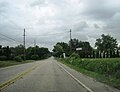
[
  {"xmin": 34, "ymin": 40, "xmax": 36, "ymax": 55},
  {"xmin": 34, "ymin": 40, "xmax": 36, "ymax": 47},
  {"xmin": 70, "ymin": 29, "xmax": 72, "ymax": 53},
  {"xmin": 23, "ymin": 28, "xmax": 26, "ymax": 61}
]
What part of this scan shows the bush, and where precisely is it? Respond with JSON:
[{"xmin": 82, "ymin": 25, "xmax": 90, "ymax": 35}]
[
  {"xmin": 63, "ymin": 56, "xmax": 120, "ymax": 79},
  {"xmin": 78, "ymin": 58, "xmax": 120, "ymax": 78},
  {"xmin": 19, "ymin": 54, "xmax": 24, "ymax": 60},
  {"xmin": 31, "ymin": 55, "xmax": 39, "ymax": 60},
  {"xmin": 115, "ymin": 71, "xmax": 120, "ymax": 79},
  {"xmin": 65, "ymin": 53, "xmax": 81, "ymax": 65},
  {"xmin": 0, "ymin": 56, "xmax": 7, "ymax": 61},
  {"xmin": 69, "ymin": 53, "xmax": 80, "ymax": 59},
  {"xmin": 14, "ymin": 56, "xmax": 23, "ymax": 62}
]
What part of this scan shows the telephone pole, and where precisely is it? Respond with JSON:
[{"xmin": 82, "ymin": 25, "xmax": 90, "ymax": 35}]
[
  {"xmin": 34, "ymin": 40, "xmax": 36, "ymax": 55},
  {"xmin": 23, "ymin": 28, "xmax": 26, "ymax": 61},
  {"xmin": 34, "ymin": 40, "xmax": 36, "ymax": 47},
  {"xmin": 70, "ymin": 29, "xmax": 72, "ymax": 53}
]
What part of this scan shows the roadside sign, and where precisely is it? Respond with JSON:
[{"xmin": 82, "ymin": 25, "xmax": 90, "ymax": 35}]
[
  {"xmin": 76, "ymin": 48, "xmax": 82, "ymax": 51},
  {"xmin": 63, "ymin": 53, "xmax": 66, "ymax": 58}
]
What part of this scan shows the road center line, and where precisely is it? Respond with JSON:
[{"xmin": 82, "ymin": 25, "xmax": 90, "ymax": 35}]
[
  {"xmin": 0, "ymin": 64, "xmax": 38, "ymax": 91},
  {"xmin": 57, "ymin": 62, "xmax": 94, "ymax": 92}
]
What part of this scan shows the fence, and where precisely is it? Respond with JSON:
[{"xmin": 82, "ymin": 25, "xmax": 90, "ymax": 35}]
[{"xmin": 78, "ymin": 50, "xmax": 120, "ymax": 58}]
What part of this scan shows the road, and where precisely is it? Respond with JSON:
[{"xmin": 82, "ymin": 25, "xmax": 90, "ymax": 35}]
[{"xmin": 0, "ymin": 57, "xmax": 120, "ymax": 92}]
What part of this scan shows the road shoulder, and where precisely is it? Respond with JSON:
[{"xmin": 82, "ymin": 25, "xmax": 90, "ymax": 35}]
[{"xmin": 55, "ymin": 59, "xmax": 120, "ymax": 92}]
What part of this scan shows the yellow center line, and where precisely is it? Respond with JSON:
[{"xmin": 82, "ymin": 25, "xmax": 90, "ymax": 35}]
[{"xmin": 0, "ymin": 64, "xmax": 38, "ymax": 91}]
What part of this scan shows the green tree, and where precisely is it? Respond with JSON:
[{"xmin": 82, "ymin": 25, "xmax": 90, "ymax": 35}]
[
  {"xmin": 26, "ymin": 47, "xmax": 34, "ymax": 59},
  {"xmin": 26, "ymin": 46, "xmax": 50, "ymax": 60},
  {"xmin": 70, "ymin": 39, "xmax": 92, "ymax": 52},
  {"xmin": 95, "ymin": 34, "xmax": 118, "ymax": 52},
  {"xmin": 38, "ymin": 47, "xmax": 50, "ymax": 59},
  {"xmin": 70, "ymin": 38, "xmax": 79, "ymax": 52},
  {"xmin": 0, "ymin": 44, "xmax": 50, "ymax": 60},
  {"xmin": 53, "ymin": 40, "xmax": 93, "ymax": 58},
  {"xmin": 55, "ymin": 42, "xmax": 70, "ymax": 56},
  {"xmin": 11, "ymin": 45, "xmax": 24, "ymax": 56},
  {"xmin": 53, "ymin": 43, "xmax": 64, "ymax": 57},
  {"xmin": 80, "ymin": 42, "xmax": 93, "ymax": 58}
]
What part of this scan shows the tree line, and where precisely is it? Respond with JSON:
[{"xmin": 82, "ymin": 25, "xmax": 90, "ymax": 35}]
[
  {"xmin": 53, "ymin": 34, "xmax": 120, "ymax": 58},
  {"xmin": 0, "ymin": 44, "xmax": 50, "ymax": 61}
]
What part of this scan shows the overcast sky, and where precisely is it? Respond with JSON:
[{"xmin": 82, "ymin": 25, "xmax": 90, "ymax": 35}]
[{"xmin": 0, "ymin": 0, "xmax": 120, "ymax": 51}]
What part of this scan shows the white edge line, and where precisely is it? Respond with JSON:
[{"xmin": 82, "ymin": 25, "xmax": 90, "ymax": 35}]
[{"xmin": 57, "ymin": 63, "xmax": 94, "ymax": 92}]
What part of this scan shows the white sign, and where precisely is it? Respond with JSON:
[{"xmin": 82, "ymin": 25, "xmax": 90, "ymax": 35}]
[
  {"xmin": 76, "ymin": 48, "xmax": 82, "ymax": 51},
  {"xmin": 63, "ymin": 53, "xmax": 66, "ymax": 58}
]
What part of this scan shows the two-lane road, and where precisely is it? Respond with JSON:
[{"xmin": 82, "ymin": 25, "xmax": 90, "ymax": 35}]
[{"xmin": 0, "ymin": 57, "xmax": 120, "ymax": 92}]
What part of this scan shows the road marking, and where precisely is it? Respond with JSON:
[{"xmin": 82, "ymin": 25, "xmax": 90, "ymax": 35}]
[
  {"xmin": 57, "ymin": 63, "xmax": 94, "ymax": 92},
  {"xmin": 0, "ymin": 64, "xmax": 38, "ymax": 91}
]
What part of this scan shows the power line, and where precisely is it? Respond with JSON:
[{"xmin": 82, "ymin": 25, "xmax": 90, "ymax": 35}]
[
  {"xmin": 0, "ymin": 33, "xmax": 22, "ymax": 44},
  {"xmin": 0, "ymin": 13, "xmax": 23, "ymax": 30},
  {"xmin": 26, "ymin": 31, "xmax": 69, "ymax": 37},
  {"xmin": 0, "ymin": 36, "xmax": 14, "ymax": 42}
]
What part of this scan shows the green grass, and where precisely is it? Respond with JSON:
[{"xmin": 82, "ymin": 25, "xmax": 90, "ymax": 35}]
[
  {"xmin": 58, "ymin": 58, "xmax": 120, "ymax": 90},
  {"xmin": 83, "ymin": 58, "xmax": 120, "ymax": 62},
  {"xmin": 0, "ymin": 60, "xmax": 35, "ymax": 68}
]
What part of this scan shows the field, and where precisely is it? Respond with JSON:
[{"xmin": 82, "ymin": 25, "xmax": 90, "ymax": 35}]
[{"xmin": 58, "ymin": 57, "xmax": 120, "ymax": 89}]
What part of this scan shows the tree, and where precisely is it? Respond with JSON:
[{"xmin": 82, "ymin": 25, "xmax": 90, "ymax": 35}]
[
  {"xmin": 95, "ymin": 34, "xmax": 118, "ymax": 52},
  {"xmin": 0, "ymin": 45, "xmax": 8, "ymax": 60},
  {"xmin": 6, "ymin": 46, "xmax": 11, "ymax": 60},
  {"xmin": 70, "ymin": 38, "xmax": 79, "ymax": 52},
  {"xmin": 0, "ymin": 44, "xmax": 50, "ymax": 60},
  {"xmin": 11, "ymin": 45, "xmax": 24, "ymax": 56},
  {"xmin": 26, "ymin": 47, "xmax": 34, "ymax": 59},
  {"xmin": 38, "ymin": 47, "xmax": 50, "ymax": 59},
  {"xmin": 0, "ymin": 45, "xmax": 3, "ymax": 56},
  {"xmin": 69, "ymin": 39, "xmax": 92, "ymax": 51},
  {"xmin": 53, "ymin": 40, "xmax": 93, "ymax": 58},
  {"xmin": 69, "ymin": 38, "xmax": 93, "ymax": 57},
  {"xmin": 55, "ymin": 42, "xmax": 70, "ymax": 56},
  {"xmin": 53, "ymin": 43, "xmax": 64, "ymax": 57},
  {"xmin": 26, "ymin": 46, "xmax": 50, "ymax": 60}
]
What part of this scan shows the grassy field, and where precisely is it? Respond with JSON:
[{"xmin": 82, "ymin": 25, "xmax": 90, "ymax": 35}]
[
  {"xmin": 58, "ymin": 58, "xmax": 120, "ymax": 89},
  {"xmin": 0, "ymin": 60, "xmax": 35, "ymax": 68},
  {"xmin": 83, "ymin": 58, "xmax": 120, "ymax": 62}
]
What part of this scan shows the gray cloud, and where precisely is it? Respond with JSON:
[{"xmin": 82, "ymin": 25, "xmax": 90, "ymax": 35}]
[
  {"xmin": 80, "ymin": 0, "xmax": 120, "ymax": 20},
  {"xmin": 0, "ymin": 0, "xmax": 120, "ymax": 51},
  {"xmin": 0, "ymin": 2, "xmax": 8, "ymax": 13},
  {"xmin": 94, "ymin": 24, "xmax": 100, "ymax": 29}
]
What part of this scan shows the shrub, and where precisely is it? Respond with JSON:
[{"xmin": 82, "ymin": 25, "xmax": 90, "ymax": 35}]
[
  {"xmin": 115, "ymin": 71, "xmax": 120, "ymax": 79},
  {"xmin": 14, "ymin": 56, "xmax": 23, "ymax": 62},
  {"xmin": 31, "ymin": 55, "xmax": 39, "ymax": 60},
  {"xmin": 69, "ymin": 53, "xmax": 80, "ymax": 59},
  {"xmin": 19, "ymin": 54, "xmax": 24, "ymax": 60},
  {"xmin": 65, "ymin": 53, "xmax": 81, "ymax": 65},
  {"xmin": 63, "ymin": 57, "xmax": 120, "ymax": 79},
  {"xmin": 0, "ymin": 56, "xmax": 7, "ymax": 61}
]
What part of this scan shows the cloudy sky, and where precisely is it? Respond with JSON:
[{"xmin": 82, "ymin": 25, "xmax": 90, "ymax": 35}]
[{"xmin": 0, "ymin": 0, "xmax": 120, "ymax": 51}]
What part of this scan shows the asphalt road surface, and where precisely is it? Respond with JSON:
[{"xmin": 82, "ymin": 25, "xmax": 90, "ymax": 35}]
[{"xmin": 0, "ymin": 57, "xmax": 120, "ymax": 92}]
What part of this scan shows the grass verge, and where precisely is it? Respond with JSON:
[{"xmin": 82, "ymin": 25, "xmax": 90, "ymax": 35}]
[
  {"xmin": 0, "ymin": 60, "xmax": 35, "ymax": 68},
  {"xmin": 57, "ymin": 58, "xmax": 120, "ymax": 90}
]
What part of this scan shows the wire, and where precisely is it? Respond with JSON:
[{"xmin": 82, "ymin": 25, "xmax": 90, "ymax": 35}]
[
  {"xmin": 0, "ymin": 13, "xmax": 22, "ymax": 30},
  {"xmin": 26, "ymin": 31, "xmax": 69, "ymax": 37},
  {"xmin": 0, "ymin": 33, "xmax": 22, "ymax": 44},
  {"xmin": 0, "ymin": 36, "xmax": 14, "ymax": 42}
]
